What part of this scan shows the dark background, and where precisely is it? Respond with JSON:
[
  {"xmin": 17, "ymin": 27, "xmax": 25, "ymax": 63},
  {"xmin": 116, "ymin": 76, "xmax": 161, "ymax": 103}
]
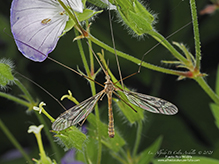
[{"xmin": 1, "ymin": 0, "xmax": 219, "ymax": 163}]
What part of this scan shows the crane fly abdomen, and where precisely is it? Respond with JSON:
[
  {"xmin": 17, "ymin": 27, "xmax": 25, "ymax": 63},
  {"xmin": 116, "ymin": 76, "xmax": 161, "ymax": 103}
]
[{"xmin": 107, "ymin": 92, "xmax": 115, "ymax": 138}]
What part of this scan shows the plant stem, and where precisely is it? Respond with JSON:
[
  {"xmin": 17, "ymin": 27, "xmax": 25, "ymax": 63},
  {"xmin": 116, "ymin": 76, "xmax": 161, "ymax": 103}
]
[
  {"xmin": 149, "ymin": 30, "xmax": 188, "ymax": 64},
  {"xmin": 110, "ymin": 151, "xmax": 127, "ymax": 164},
  {"xmin": 35, "ymin": 130, "xmax": 46, "ymax": 159},
  {"xmin": 88, "ymin": 34, "xmax": 185, "ymax": 76},
  {"xmin": 120, "ymin": 148, "xmax": 129, "ymax": 164},
  {"xmin": 189, "ymin": 0, "xmax": 219, "ymax": 105},
  {"xmin": 0, "ymin": 119, "xmax": 33, "ymax": 164},
  {"xmin": 15, "ymin": 79, "xmax": 35, "ymax": 104},
  {"xmin": 35, "ymin": 113, "xmax": 61, "ymax": 161},
  {"xmin": 190, "ymin": 0, "xmax": 201, "ymax": 70},
  {"xmin": 0, "ymin": 91, "xmax": 31, "ymax": 107},
  {"xmin": 86, "ymin": 20, "xmax": 95, "ymax": 74},
  {"xmin": 195, "ymin": 77, "xmax": 219, "ymax": 105},
  {"xmin": 40, "ymin": 107, "xmax": 55, "ymax": 122},
  {"xmin": 84, "ymin": 148, "xmax": 92, "ymax": 164},
  {"xmin": 75, "ymin": 29, "xmax": 102, "ymax": 164},
  {"xmin": 90, "ymin": 82, "xmax": 102, "ymax": 164},
  {"xmin": 75, "ymin": 29, "xmax": 91, "ymax": 76},
  {"xmin": 132, "ymin": 120, "xmax": 143, "ymax": 158}
]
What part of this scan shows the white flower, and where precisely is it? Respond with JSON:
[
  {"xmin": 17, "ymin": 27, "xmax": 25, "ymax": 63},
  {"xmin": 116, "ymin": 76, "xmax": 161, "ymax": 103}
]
[
  {"xmin": 28, "ymin": 124, "xmax": 54, "ymax": 163},
  {"xmin": 10, "ymin": 0, "xmax": 83, "ymax": 62},
  {"xmin": 28, "ymin": 124, "xmax": 44, "ymax": 134},
  {"xmin": 68, "ymin": 0, "xmax": 84, "ymax": 13},
  {"xmin": 33, "ymin": 102, "xmax": 46, "ymax": 114}
]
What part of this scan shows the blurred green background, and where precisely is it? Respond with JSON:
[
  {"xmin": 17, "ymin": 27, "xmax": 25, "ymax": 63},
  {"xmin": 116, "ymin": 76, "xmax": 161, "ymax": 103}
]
[{"xmin": 1, "ymin": 0, "xmax": 219, "ymax": 163}]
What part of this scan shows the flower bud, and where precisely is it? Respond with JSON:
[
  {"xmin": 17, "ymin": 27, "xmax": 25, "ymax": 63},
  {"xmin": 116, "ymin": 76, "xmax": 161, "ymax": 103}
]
[{"xmin": 116, "ymin": 0, "xmax": 155, "ymax": 36}]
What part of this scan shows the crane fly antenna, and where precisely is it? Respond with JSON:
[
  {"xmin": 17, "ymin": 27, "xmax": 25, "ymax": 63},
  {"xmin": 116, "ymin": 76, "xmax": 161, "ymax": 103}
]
[
  {"xmin": 16, "ymin": 71, "xmax": 67, "ymax": 111},
  {"xmin": 138, "ymin": 21, "xmax": 192, "ymax": 73},
  {"xmin": 108, "ymin": 7, "xmax": 124, "ymax": 89},
  {"xmin": 47, "ymin": 56, "xmax": 104, "ymax": 88}
]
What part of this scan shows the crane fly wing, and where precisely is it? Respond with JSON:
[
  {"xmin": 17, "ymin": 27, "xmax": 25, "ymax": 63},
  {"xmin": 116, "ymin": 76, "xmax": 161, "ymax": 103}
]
[
  {"xmin": 52, "ymin": 91, "xmax": 103, "ymax": 131},
  {"xmin": 123, "ymin": 90, "xmax": 178, "ymax": 115}
]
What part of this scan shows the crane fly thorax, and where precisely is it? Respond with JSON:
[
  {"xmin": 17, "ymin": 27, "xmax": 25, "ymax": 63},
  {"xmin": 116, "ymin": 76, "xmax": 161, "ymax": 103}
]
[{"xmin": 104, "ymin": 79, "xmax": 114, "ymax": 94}]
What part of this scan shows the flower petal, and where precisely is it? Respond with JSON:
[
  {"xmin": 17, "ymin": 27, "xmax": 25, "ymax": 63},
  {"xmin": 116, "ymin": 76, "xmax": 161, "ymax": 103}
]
[
  {"xmin": 10, "ymin": 0, "xmax": 68, "ymax": 62},
  {"xmin": 64, "ymin": 0, "xmax": 84, "ymax": 13},
  {"xmin": 28, "ymin": 124, "xmax": 44, "ymax": 134}
]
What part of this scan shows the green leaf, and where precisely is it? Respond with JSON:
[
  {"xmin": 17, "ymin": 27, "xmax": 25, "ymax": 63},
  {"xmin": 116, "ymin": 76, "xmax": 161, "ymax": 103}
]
[
  {"xmin": 61, "ymin": 9, "xmax": 103, "ymax": 36},
  {"xmin": 0, "ymin": 59, "xmax": 14, "ymax": 88},
  {"xmin": 54, "ymin": 126, "xmax": 87, "ymax": 150},
  {"xmin": 137, "ymin": 136, "xmax": 163, "ymax": 164},
  {"xmin": 210, "ymin": 103, "xmax": 219, "ymax": 129},
  {"xmin": 87, "ymin": 113, "xmax": 126, "ymax": 152},
  {"xmin": 153, "ymin": 156, "xmax": 219, "ymax": 164},
  {"xmin": 77, "ymin": 9, "xmax": 103, "ymax": 23},
  {"xmin": 76, "ymin": 136, "xmax": 97, "ymax": 164},
  {"xmin": 87, "ymin": 0, "xmax": 111, "ymax": 8}
]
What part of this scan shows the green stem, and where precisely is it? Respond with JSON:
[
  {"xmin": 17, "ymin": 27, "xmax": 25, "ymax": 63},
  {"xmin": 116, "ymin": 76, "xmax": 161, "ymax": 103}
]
[
  {"xmin": 35, "ymin": 113, "xmax": 61, "ymax": 161},
  {"xmin": 84, "ymin": 148, "xmax": 92, "ymax": 164},
  {"xmin": 120, "ymin": 148, "xmax": 129, "ymax": 164},
  {"xmin": 86, "ymin": 20, "xmax": 95, "ymax": 74},
  {"xmin": 35, "ymin": 132, "xmax": 46, "ymax": 158},
  {"xmin": 110, "ymin": 152, "xmax": 127, "ymax": 164},
  {"xmin": 40, "ymin": 107, "xmax": 55, "ymax": 122},
  {"xmin": 132, "ymin": 120, "xmax": 143, "ymax": 158},
  {"xmin": 190, "ymin": 0, "xmax": 201, "ymax": 70},
  {"xmin": 0, "ymin": 119, "xmax": 33, "ymax": 164},
  {"xmin": 86, "ymin": 52, "xmax": 102, "ymax": 164},
  {"xmin": 195, "ymin": 77, "xmax": 219, "ymax": 105},
  {"xmin": 88, "ymin": 34, "xmax": 185, "ymax": 76},
  {"xmin": 149, "ymin": 30, "xmax": 188, "ymax": 64},
  {"xmin": 15, "ymin": 79, "xmax": 35, "ymax": 104},
  {"xmin": 0, "ymin": 91, "xmax": 31, "ymax": 107},
  {"xmin": 90, "ymin": 80, "xmax": 102, "ymax": 164},
  {"xmin": 74, "ymin": 29, "xmax": 91, "ymax": 76},
  {"xmin": 75, "ymin": 29, "xmax": 102, "ymax": 164},
  {"xmin": 89, "ymin": 38, "xmax": 94, "ymax": 74}
]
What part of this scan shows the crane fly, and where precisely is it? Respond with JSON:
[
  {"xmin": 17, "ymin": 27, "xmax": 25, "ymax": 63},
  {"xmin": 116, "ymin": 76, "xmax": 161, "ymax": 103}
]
[{"xmin": 51, "ymin": 62, "xmax": 178, "ymax": 138}]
